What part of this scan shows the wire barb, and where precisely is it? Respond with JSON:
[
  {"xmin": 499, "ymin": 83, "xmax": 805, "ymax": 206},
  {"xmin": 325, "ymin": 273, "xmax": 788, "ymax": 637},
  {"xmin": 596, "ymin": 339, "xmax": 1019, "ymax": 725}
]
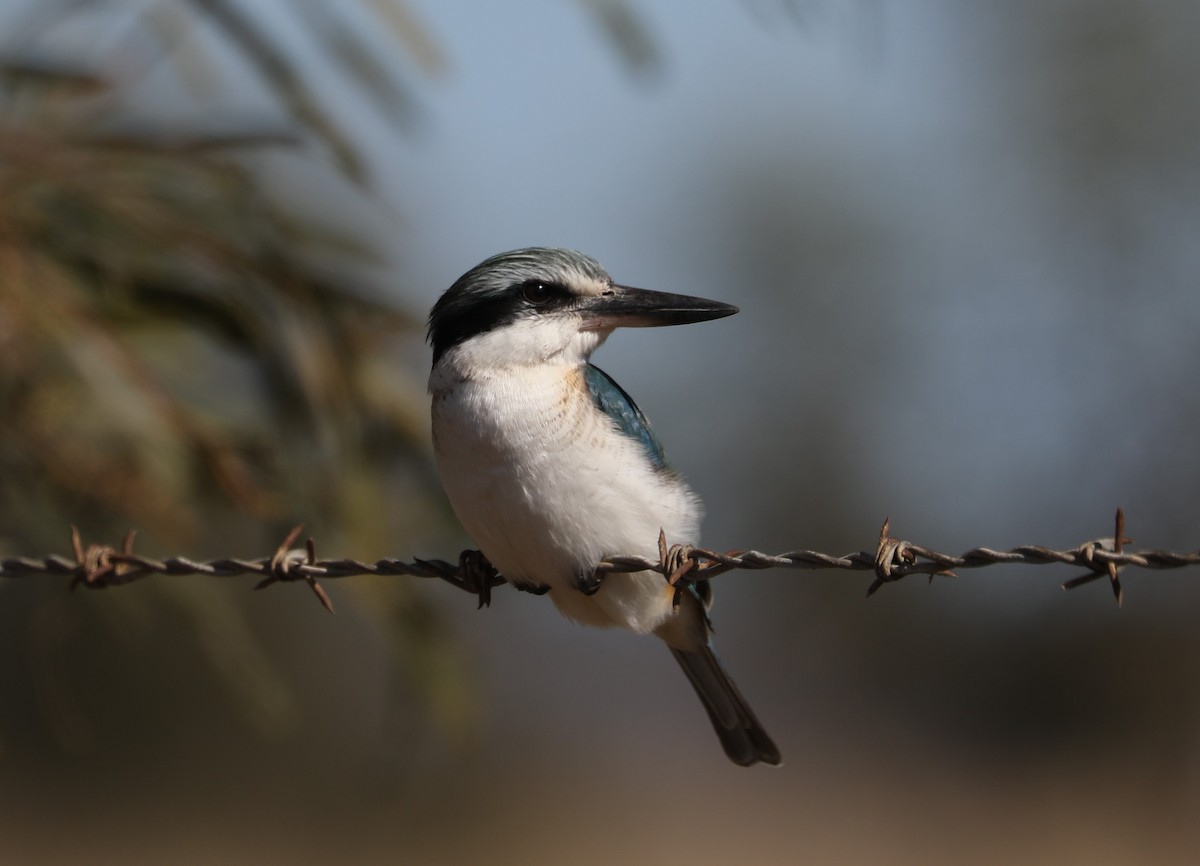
[
  {"xmin": 253, "ymin": 525, "xmax": 335, "ymax": 613},
  {"xmin": 68, "ymin": 525, "xmax": 143, "ymax": 589},
  {"xmin": 4, "ymin": 509, "xmax": 1198, "ymax": 608},
  {"xmin": 1058, "ymin": 508, "xmax": 1131, "ymax": 607},
  {"xmin": 867, "ymin": 517, "xmax": 958, "ymax": 597}
]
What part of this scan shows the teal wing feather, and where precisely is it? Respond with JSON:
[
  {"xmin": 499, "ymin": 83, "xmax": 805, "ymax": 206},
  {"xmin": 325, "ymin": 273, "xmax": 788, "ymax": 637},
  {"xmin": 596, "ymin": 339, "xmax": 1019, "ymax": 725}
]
[{"xmin": 584, "ymin": 364, "xmax": 668, "ymax": 471}]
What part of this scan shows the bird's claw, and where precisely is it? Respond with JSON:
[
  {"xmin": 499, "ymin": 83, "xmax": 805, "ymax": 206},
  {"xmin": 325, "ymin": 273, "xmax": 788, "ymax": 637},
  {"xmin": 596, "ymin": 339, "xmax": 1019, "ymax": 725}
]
[
  {"xmin": 457, "ymin": 549, "xmax": 503, "ymax": 608},
  {"xmin": 575, "ymin": 567, "xmax": 604, "ymax": 596}
]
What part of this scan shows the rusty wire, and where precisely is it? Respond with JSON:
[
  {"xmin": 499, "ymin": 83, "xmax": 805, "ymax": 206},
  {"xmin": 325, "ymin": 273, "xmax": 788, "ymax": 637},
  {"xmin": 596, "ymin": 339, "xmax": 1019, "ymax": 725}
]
[{"xmin": 2, "ymin": 510, "xmax": 1196, "ymax": 610}]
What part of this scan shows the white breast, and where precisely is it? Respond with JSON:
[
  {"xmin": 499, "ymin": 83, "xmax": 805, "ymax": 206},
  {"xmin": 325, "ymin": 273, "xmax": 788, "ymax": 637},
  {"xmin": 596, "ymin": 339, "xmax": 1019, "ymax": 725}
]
[{"xmin": 430, "ymin": 361, "xmax": 701, "ymax": 633}]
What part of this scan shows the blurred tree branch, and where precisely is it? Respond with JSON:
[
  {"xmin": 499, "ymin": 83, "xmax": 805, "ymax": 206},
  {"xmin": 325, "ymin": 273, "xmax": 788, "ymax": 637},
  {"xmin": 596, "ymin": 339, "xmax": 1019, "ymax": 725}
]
[
  {"xmin": 0, "ymin": 0, "xmax": 668, "ymax": 755},
  {"xmin": 0, "ymin": 0, "xmax": 460, "ymax": 751},
  {"xmin": 0, "ymin": 0, "xmax": 442, "ymax": 548}
]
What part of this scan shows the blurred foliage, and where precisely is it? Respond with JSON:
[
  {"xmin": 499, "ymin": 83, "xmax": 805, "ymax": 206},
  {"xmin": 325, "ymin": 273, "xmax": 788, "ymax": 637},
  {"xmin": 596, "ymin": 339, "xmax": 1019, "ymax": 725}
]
[
  {"xmin": 0, "ymin": 0, "xmax": 473, "ymax": 756},
  {"xmin": 0, "ymin": 0, "xmax": 666, "ymax": 763},
  {"xmin": 0, "ymin": 0, "xmax": 450, "ymax": 546}
]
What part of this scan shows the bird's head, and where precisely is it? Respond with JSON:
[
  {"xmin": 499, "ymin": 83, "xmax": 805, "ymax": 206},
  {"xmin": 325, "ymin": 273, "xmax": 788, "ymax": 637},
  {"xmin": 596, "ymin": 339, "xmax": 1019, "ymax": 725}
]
[{"xmin": 427, "ymin": 248, "xmax": 738, "ymax": 373}]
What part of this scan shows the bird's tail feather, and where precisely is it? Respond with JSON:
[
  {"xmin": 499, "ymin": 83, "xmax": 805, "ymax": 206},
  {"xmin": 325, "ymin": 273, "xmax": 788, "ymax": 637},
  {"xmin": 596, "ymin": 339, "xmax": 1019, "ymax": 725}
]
[{"xmin": 670, "ymin": 645, "xmax": 782, "ymax": 767}]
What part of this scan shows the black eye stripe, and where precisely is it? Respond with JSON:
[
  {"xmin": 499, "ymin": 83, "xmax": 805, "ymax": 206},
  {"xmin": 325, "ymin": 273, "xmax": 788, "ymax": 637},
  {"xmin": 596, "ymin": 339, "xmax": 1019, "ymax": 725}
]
[
  {"xmin": 429, "ymin": 276, "xmax": 578, "ymax": 364},
  {"xmin": 429, "ymin": 249, "xmax": 617, "ymax": 365}
]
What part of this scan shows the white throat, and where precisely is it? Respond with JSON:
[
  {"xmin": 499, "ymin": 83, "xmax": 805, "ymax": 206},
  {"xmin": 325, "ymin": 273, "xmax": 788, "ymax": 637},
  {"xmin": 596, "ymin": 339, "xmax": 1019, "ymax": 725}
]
[{"xmin": 430, "ymin": 316, "xmax": 609, "ymax": 392}]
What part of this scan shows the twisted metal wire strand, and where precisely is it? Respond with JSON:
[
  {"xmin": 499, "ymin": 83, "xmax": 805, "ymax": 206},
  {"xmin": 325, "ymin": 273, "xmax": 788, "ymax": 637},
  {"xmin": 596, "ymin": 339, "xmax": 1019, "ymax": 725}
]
[{"xmin": 3, "ymin": 510, "xmax": 1197, "ymax": 610}]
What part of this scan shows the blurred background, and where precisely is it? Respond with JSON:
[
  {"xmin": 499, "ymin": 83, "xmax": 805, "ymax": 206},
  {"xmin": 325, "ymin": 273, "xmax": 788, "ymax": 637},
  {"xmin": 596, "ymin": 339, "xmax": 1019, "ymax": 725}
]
[{"xmin": 2, "ymin": 1, "xmax": 1200, "ymax": 863}]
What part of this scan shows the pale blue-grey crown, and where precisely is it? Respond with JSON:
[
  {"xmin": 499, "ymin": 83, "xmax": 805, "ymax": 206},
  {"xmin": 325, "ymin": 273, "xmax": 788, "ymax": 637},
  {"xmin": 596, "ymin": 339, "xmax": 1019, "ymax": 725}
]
[{"xmin": 428, "ymin": 248, "xmax": 612, "ymax": 365}]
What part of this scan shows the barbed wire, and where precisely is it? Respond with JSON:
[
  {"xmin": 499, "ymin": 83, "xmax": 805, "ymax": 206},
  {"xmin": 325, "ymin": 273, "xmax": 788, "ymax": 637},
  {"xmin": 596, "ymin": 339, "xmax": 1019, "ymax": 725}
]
[{"xmin": 2, "ymin": 510, "xmax": 1197, "ymax": 611}]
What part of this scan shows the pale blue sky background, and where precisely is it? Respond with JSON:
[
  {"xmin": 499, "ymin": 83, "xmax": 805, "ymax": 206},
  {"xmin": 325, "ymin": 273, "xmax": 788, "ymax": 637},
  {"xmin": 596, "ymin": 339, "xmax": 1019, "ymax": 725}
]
[{"xmin": 367, "ymin": 0, "xmax": 1200, "ymax": 567}]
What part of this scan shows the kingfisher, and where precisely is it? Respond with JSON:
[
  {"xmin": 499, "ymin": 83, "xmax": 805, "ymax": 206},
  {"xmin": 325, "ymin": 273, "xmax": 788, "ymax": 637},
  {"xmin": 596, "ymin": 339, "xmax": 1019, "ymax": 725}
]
[{"xmin": 427, "ymin": 248, "xmax": 780, "ymax": 767}]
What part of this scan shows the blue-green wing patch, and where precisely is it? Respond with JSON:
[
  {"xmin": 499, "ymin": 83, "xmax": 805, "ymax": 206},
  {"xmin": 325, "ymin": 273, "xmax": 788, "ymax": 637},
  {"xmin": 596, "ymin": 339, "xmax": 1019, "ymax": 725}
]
[{"xmin": 584, "ymin": 364, "xmax": 668, "ymax": 471}]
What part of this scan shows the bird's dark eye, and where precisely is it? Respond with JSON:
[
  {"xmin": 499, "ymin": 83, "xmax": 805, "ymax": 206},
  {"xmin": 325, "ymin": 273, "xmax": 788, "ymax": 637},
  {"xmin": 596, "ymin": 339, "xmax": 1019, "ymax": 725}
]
[{"xmin": 521, "ymin": 281, "xmax": 554, "ymax": 305}]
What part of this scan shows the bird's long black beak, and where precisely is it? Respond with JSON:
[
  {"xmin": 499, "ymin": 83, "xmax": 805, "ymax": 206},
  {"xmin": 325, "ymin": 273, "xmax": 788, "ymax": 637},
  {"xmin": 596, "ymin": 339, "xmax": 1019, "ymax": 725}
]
[{"xmin": 578, "ymin": 284, "xmax": 738, "ymax": 331}]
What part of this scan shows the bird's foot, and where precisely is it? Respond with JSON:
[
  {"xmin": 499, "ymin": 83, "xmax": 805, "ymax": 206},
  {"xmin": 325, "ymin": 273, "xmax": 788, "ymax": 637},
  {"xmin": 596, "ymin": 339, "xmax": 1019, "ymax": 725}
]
[
  {"xmin": 457, "ymin": 549, "xmax": 505, "ymax": 608},
  {"xmin": 575, "ymin": 566, "xmax": 605, "ymax": 596},
  {"xmin": 515, "ymin": 582, "xmax": 551, "ymax": 595}
]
